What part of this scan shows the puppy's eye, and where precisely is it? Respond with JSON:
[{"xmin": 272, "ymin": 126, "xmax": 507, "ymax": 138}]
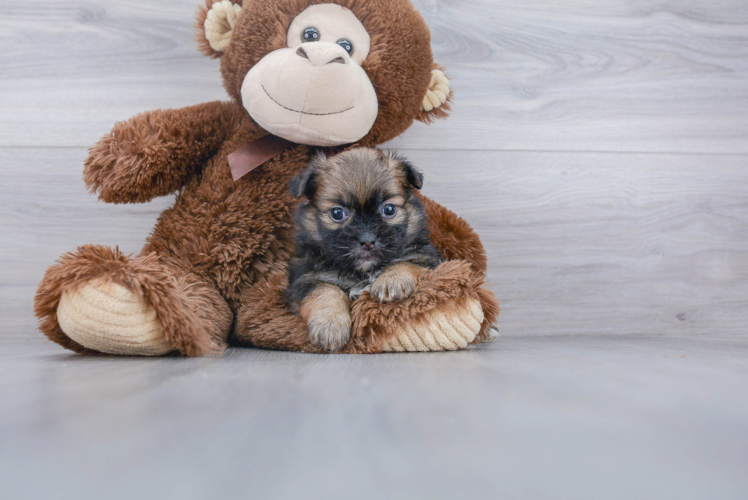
[
  {"xmin": 337, "ymin": 39, "xmax": 354, "ymax": 55},
  {"xmin": 381, "ymin": 203, "xmax": 398, "ymax": 219},
  {"xmin": 329, "ymin": 206, "xmax": 349, "ymax": 223},
  {"xmin": 303, "ymin": 27, "xmax": 320, "ymax": 42}
]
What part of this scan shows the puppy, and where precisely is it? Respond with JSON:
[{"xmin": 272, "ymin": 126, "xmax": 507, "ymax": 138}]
[{"xmin": 286, "ymin": 148, "xmax": 441, "ymax": 352}]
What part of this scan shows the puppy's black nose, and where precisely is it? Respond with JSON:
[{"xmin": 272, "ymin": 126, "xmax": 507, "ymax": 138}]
[{"xmin": 359, "ymin": 233, "xmax": 376, "ymax": 251}]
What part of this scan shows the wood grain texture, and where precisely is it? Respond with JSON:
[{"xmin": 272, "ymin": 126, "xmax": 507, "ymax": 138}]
[
  {"xmin": 2, "ymin": 148, "xmax": 747, "ymax": 339},
  {"xmin": 1, "ymin": 335, "xmax": 747, "ymax": 500},
  {"xmin": 2, "ymin": 1, "xmax": 748, "ymax": 498},
  {"xmin": 0, "ymin": 0, "xmax": 747, "ymax": 152},
  {"xmin": 408, "ymin": 149, "xmax": 748, "ymax": 338}
]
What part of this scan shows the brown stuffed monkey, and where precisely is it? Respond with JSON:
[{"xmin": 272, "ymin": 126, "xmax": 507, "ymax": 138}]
[{"xmin": 34, "ymin": 0, "xmax": 499, "ymax": 356}]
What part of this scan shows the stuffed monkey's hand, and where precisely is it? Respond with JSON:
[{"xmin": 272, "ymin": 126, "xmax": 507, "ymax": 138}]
[
  {"xmin": 84, "ymin": 101, "xmax": 236, "ymax": 204},
  {"xmin": 370, "ymin": 262, "xmax": 427, "ymax": 303}
]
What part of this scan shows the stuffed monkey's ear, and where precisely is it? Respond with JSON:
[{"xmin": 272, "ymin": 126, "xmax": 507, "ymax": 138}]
[
  {"xmin": 417, "ymin": 65, "xmax": 453, "ymax": 124},
  {"xmin": 195, "ymin": 0, "xmax": 243, "ymax": 58}
]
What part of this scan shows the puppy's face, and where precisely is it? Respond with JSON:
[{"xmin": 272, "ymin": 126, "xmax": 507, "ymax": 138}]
[{"xmin": 291, "ymin": 148, "xmax": 425, "ymax": 273}]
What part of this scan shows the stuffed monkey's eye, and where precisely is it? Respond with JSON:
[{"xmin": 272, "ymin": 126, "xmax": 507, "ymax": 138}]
[
  {"xmin": 337, "ymin": 39, "xmax": 354, "ymax": 55},
  {"xmin": 329, "ymin": 206, "xmax": 349, "ymax": 223},
  {"xmin": 381, "ymin": 203, "xmax": 398, "ymax": 219},
  {"xmin": 303, "ymin": 27, "xmax": 320, "ymax": 42}
]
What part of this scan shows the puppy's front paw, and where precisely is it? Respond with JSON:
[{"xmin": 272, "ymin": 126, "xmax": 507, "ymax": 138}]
[
  {"xmin": 300, "ymin": 284, "xmax": 352, "ymax": 352},
  {"xmin": 371, "ymin": 273, "xmax": 415, "ymax": 303},
  {"xmin": 307, "ymin": 312, "xmax": 352, "ymax": 352},
  {"xmin": 370, "ymin": 264, "xmax": 423, "ymax": 303}
]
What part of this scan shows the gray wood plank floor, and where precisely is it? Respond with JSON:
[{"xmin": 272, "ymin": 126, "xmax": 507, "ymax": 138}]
[
  {"xmin": 1, "ymin": 0, "xmax": 747, "ymax": 498},
  {"xmin": 2, "ymin": 335, "xmax": 747, "ymax": 500}
]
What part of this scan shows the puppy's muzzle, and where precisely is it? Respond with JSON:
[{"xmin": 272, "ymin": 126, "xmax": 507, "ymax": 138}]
[{"xmin": 358, "ymin": 232, "xmax": 377, "ymax": 251}]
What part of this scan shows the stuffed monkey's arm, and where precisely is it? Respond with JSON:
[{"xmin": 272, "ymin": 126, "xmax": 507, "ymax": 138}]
[
  {"xmin": 83, "ymin": 101, "xmax": 239, "ymax": 203},
  {"xmin": 417, "ymin": 193, "xmax": 488, "ymax": 274}
]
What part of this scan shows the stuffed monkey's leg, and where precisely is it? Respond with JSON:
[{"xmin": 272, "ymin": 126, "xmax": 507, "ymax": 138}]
[
  {"xmin": 418, "ymin": 194, "xmax": 500, "ymax": 343},
  {"xmin": 233, "ymin": 274, "xmax": 320, "ymax": 353},
  {"xmin": 35, "ymin": 245, "xmax": 232, "ymax": 356}
]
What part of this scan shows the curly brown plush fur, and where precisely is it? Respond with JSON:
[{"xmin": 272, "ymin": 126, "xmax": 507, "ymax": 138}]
[
  {"xmin": 34, "ymin": 0, "xmax": 499, "ymax": 356},
  {"xmin": 234, "ymin": 260, "xmax": 499, "ymax": 354},
  {"xmin": 84, "ymin": 102, "xmax": 242, "ymax": 204},
  {"xmin": 35, "ymin": 246, "xmax": 232, "ymax": 356}
]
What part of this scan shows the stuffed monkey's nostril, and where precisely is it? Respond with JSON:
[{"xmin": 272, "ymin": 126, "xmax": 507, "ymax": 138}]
[{"xmin": 297, "ymin": 43, "xmax": 350, "ymax": 66}]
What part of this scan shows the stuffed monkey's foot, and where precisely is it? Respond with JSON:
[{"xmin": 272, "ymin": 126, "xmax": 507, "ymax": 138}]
[
  {"xmin": 381, "ymin": 294, "xmax": 484, "ymax": 352},
  {"xmin": 57, "ymin": 279, "xmax": 172, "ymax": 356},
  {"xmin": 348, "ymin": 260, "xmax": 500, "ymax": 353},
  {"xmin": 35, "ymin": 245, "xmax": 232, "ymax": 356}
]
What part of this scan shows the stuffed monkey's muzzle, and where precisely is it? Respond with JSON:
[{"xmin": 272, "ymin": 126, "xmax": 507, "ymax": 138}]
[
  {"xmin": 241, "ymin": 42, "xmax": 379, "ymax": 147},
  {"xmin": 295, "ymin": 43, "xmax": 348, "ymax": 66}
]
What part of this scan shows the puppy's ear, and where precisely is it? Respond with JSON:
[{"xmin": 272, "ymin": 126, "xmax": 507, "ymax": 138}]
[
  {"xmin": 388, "ymin": 152, "xmax": 424, "ymax": 191},
  {"xmin": 289, "ymin": 168, "xmax": 316, "ymax": 198},
  {"xmin": 400, "ymin": 159, "xmax": 425, "ymax": 191},
  {"xmin": 290, "ymin": 152, "xmax": 326, "ymax": 198}
]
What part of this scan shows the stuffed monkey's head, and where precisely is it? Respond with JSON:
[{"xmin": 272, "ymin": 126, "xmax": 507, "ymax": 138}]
[{"xmin": 196, "ymin": 0, "xmax": 452, "ymax": 147}]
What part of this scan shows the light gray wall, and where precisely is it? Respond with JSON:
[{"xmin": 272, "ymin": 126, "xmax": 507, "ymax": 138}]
[{"xmin": 2, "ymin": 0, "xmax": 747, "ymax": 338}]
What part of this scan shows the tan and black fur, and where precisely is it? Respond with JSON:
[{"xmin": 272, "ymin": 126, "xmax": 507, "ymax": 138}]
[{"xmin": 287, "ymin": 148, "xmax": 441, "ymax": 351}]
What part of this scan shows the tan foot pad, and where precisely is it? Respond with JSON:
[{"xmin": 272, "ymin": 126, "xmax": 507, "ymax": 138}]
[
  {"xmin": 57, "ymin": 280, "xmax": 172, "ymax": 356},
  {"xmin": 381, "ymin": 296, "xmax": 484, "ymax": 352}
]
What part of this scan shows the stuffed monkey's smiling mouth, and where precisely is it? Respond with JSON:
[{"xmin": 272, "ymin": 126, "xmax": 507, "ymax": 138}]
[{"xmin": 262, "ymin": 85, "xmax": 355, "ymax": 116}]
